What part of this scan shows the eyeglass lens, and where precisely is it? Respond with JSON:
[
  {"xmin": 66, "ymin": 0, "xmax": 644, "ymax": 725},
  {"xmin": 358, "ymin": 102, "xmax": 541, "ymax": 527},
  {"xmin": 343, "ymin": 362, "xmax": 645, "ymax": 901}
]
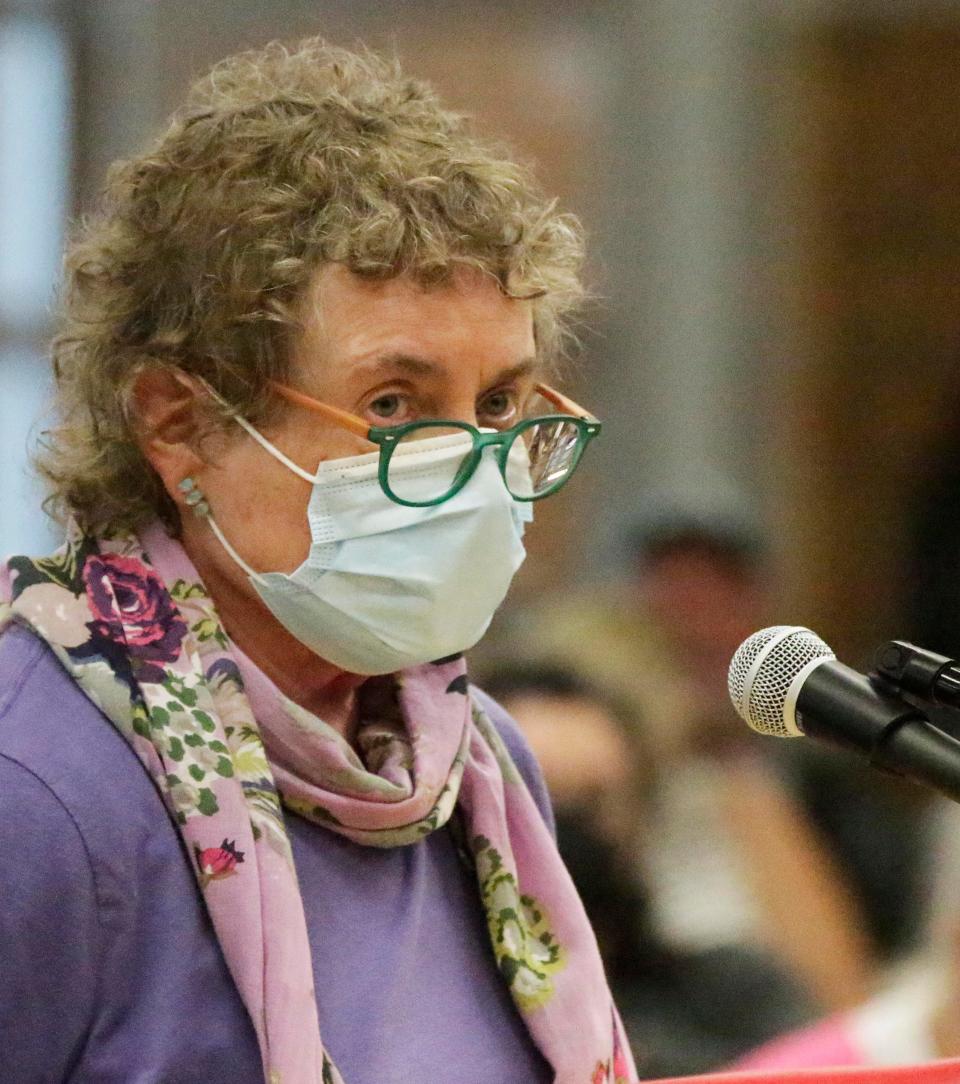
[
  {"xmin": 386, "ymin": 426, "xmax": 477, "ymax": 504},
  {"xmin": 508, "ymin": 419, "xmax": 583, "ymax": 499}
]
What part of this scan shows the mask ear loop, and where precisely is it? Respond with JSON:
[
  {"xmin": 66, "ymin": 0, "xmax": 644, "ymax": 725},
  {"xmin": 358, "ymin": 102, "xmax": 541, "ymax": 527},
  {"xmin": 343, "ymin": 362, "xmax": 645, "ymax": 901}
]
[
  {"xmin": 177, "ymin": 472, "xmax": 266, "ymax": 584},
  {"xmin": 168, "ymin": 372, "xmax": 296, "ymax": 582},
  {"xmin": 180, "ymin": 370, "xmax": 322, "ymax": 484},
  {"xmin": 205, "ymin": 514, "xmax": 267, "ymax": 584},
  {"xmin": 230, "ymin": 415, "xmax": 321, "ymax": 485}
]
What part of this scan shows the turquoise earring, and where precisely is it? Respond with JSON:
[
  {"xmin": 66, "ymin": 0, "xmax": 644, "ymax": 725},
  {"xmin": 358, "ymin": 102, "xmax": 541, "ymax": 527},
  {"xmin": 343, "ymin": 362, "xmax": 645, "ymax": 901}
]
[{"xmin": 177, "ymin": 477, "xmax": 210, "ymax": 518}]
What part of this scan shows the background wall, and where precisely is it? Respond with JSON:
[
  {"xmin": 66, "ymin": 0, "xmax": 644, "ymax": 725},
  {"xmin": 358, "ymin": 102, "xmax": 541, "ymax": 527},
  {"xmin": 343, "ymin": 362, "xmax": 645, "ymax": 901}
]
[
  {"xmin": 4, "ymin": 0, "xmax": 960, "ymax": 665},
  {"xmin": 0, "ymin": 0, "xmax": 70, "ymax": 552}
]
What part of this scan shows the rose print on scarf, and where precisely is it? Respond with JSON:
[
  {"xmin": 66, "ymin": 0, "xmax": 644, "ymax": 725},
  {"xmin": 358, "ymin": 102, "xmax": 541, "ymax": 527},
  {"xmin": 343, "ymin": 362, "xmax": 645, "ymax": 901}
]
[
  {"xmin": 7, "ymin": 534, "xmax": 186, "ymax": 686},
  {"xmin": 613, "ymin": 1015, "xmax": 632, "ymax": 1083},
  {"xmin": 593, "ymin": 1014, "xmax": 637, "ymax": 1084},
  {"xmin": 473, "ymin": 835, "xmax": 566, "ymax": 1010},
  {"xmin": 591, "ymin": 1013, "xmax": 633, "ymax": 1084},
  {"xmin": 73, "ymin": 553, "xmax": 188, "ymax": 683},
  {"xmin": 195, "ymin": 838, "xmax": 245, "ymax": 887}
]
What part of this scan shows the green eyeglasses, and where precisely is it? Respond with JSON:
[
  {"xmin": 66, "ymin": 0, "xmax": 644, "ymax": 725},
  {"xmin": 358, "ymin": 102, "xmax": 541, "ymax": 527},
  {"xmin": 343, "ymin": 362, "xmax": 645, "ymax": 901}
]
[{"xmin": 270, "ymin": 380, "xmax": 602, "ymax": 508}]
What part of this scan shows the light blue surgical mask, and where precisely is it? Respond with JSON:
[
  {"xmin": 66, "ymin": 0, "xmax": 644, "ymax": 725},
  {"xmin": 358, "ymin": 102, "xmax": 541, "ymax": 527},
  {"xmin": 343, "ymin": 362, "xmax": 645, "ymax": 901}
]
[{"xmin": 205, "ymin": 424, "xmax": 532, "ymax": 675}]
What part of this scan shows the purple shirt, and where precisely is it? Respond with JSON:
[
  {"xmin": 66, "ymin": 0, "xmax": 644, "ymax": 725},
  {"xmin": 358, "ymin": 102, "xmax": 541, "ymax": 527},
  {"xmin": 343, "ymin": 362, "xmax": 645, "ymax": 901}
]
[{"xmin": 0, "ymin": 623, "xmax": 555, "ymax": 1083}]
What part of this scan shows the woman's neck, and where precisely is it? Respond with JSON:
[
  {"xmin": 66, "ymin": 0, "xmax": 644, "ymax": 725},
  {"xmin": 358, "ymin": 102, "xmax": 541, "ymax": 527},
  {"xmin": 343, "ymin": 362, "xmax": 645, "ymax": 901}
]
[{"xmin": 179, "ymin": 522, "xmax": 366, "ymax": 744}]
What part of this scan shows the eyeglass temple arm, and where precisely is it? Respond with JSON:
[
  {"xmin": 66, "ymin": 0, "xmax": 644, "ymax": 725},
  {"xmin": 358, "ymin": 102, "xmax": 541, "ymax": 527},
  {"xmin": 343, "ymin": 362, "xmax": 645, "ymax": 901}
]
[
  {"xmin": 271, "ymin": 378, "xmax": 594, "ymax": 432},
  {"xmin": 269, "ymin": 381, "xmax": 375, "ymax": 441},
  {"xmin": 534, "ymin": 382, "xmax": 596, "ymax": 420}
]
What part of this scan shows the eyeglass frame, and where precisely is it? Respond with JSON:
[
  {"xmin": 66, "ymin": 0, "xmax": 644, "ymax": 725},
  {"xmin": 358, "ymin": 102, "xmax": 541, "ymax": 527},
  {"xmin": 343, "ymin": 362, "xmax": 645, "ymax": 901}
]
[{"xmin": 268, "ymin": 379, "xmax": 602, "ymax": 508}]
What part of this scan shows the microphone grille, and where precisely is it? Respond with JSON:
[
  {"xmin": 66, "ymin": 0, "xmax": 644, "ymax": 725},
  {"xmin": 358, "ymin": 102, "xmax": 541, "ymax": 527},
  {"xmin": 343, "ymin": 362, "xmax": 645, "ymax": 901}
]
[{"xmin": 728, "ymin": 626, "xmax": 835, "ymax": 737}]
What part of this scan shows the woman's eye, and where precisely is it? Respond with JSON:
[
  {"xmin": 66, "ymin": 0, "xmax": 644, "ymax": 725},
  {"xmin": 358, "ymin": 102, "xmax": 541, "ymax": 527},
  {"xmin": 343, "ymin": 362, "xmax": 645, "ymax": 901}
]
[
  {"xmin": 479, "ymin": 390, "xmax": 516, "ymax": 423},
  {"xmin": 368, "ymin": 394, "xmax": 404, "ymax": 420}
]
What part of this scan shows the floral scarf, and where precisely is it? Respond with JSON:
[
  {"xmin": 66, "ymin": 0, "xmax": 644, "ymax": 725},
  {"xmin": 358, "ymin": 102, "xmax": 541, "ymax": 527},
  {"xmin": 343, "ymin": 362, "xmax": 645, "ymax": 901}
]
[{"xmin": 0, "ymin": 522, "xmax": 635, "ymax": 1084}]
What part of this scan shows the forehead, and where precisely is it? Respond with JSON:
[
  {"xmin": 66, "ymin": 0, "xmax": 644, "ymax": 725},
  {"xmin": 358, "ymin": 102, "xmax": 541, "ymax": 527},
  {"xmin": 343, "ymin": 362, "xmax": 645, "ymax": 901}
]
[{"xmin": 292, "ymin": 264, "xmax": 537, "ymax": 387}]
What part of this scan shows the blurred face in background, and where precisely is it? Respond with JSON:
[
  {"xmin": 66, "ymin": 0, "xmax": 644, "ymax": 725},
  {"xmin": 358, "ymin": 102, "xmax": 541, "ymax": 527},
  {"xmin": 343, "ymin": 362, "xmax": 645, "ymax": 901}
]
[
  {"xmin": 642, "ymin": 546, "xmax": 763, "ymax": 657},
  {"xmin": 639, "ymin": 543, "xmax": 767, "ymax": 737}
]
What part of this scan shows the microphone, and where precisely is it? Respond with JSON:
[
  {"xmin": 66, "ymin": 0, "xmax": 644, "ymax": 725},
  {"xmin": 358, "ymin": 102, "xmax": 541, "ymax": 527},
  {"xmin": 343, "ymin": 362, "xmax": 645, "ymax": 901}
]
[{"xmin": 728, "ymin": 626, "xmax": 960, "ymax": 804}]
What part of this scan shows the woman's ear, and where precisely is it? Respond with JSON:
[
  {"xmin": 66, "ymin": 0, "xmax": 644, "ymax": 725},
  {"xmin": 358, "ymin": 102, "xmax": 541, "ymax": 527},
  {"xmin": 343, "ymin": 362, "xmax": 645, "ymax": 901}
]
[{"xmin": 131, "ymin": 367, "xmax": 206, "ymax": 498}]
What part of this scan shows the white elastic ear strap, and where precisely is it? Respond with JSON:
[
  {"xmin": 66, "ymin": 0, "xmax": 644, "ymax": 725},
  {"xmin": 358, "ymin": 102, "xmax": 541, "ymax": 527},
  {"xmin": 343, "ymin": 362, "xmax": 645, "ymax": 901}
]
[
  {"xmin": 190, "ymin": 373, "xmax": 321, "ymax": 485},
  {"xmin": 206, "ymin": 514, "xmax": 264, "ymax": 584},
  {"xmin": 232, "ymin": 415, "xmax": 320, "ymax": 485}
]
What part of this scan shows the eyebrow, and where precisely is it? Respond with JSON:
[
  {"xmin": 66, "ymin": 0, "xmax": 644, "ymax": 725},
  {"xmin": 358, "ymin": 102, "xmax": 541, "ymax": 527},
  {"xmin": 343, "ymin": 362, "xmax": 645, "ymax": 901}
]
[
  {"xmin": 486, "ymin": 358, "xmax": 541, "ymax": 385},
  {"xmin": 356, "ymin": 352, "xmax": 542, "ymax": 384}
]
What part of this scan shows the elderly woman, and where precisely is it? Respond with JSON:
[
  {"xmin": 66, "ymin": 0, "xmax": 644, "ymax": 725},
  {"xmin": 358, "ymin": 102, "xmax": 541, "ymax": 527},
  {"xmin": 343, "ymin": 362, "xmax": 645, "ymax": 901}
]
[{"xmin": 0, "ymin": 38, "xmax": 633, "ymax": 1084}]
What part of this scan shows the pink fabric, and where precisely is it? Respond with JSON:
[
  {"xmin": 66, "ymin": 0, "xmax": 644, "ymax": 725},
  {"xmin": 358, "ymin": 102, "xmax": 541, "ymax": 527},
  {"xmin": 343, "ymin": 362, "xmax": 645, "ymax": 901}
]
[
  {"xmin": 732, "ymin": 1016, "xmax": 864, "ymax": 1070},
  {"xmin": 652, "ymin": 1060, "xmax": 960, "ymax": 1083}
]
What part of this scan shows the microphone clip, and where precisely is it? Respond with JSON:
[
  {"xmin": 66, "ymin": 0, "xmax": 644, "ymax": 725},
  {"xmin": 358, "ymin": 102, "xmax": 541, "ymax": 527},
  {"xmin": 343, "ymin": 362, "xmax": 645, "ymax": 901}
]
[{"xmin": 873, "ymin": 640, "xmax": 960, "ymax": 714}]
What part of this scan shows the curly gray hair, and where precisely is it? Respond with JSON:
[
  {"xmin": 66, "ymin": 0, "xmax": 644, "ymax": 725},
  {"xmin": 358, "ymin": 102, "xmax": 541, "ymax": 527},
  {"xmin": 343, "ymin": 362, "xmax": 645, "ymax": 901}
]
[{"xmin": 38, "ymin": 37, "xmax": 586, "ymax": 536}]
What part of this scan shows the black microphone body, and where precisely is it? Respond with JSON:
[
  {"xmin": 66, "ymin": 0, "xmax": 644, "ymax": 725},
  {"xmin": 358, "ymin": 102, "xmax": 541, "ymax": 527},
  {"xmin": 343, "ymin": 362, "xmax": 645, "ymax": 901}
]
[
  {"xmin": 729, "ymin": 626, "xmax": 960, "ymax": 806},
  {"xmin": 798, "ymin": 659, "xmax": 960, "ymax": 804}
]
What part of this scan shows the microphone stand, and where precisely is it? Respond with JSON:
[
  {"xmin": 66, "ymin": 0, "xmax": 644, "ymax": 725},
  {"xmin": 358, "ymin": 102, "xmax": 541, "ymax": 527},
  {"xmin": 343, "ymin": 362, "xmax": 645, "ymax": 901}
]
[{"xmin": 874, "ymin": 641, "xmax": 960, "ymax": 714}]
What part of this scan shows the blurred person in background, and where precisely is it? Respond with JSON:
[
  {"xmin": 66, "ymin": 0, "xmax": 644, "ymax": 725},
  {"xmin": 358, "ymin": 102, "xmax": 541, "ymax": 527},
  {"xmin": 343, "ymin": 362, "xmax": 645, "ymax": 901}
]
[
  {"xmin": 489, "ymin": 501, "xmax": 876, "ymax": 1014},
  {"xmin": 0, "ymin": 38, "xmax": 636, "ymax": 1084},
  {"xmin": 733, "ymin": 796, "xmax": 960, "ymax": 1071},
  {"xmin": 480, "ymin": 662, "xmax": 817, "ymax": 1078}
]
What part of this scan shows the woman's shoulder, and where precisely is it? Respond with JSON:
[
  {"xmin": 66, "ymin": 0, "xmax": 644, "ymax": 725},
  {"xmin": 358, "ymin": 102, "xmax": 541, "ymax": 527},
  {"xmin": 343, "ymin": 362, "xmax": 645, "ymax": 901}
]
[
  {"xmin": 0, "ymin": 622, "xmax": 178, "ymax": 857},
  {"xmin": 0, "ymin": 623, "xmax": 264, "ymax": 1081},
  {"xmin": 0, "ymin": 623, "xmax": 147, "ymax": 1071},
  {"xmin": 1, "ymin": 622, "xmax": 146, "ymax": 776}
]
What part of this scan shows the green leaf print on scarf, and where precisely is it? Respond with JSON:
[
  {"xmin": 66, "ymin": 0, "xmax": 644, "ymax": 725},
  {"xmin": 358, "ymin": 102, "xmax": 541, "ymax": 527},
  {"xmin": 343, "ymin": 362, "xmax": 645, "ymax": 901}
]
[
  {"xmin": 7, "ymin": 530, "xmax": 95, "ymax": 596},
  {"xmin": 171, "ymin": 578, "xmax": 229, "ymax": 649},
  {"xmin": 473, "ymin": 834, "xmax": 566, "ymax": 1010},
  {"xmin": 470, "ymin": 701, "xmax": 522, "ymax": 785}
]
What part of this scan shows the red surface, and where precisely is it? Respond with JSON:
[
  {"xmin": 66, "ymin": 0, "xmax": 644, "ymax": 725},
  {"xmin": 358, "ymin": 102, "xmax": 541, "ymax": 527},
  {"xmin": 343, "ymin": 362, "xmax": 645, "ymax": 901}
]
[{"xmin": 653, "ymin": 1060, "xmax": 960, "ymax": 1083}]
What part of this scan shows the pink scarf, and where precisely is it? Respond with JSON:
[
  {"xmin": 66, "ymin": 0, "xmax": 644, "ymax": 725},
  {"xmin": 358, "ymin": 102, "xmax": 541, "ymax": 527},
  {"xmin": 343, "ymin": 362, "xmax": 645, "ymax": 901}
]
[{"xmin": 0, "ymin": 521, "xmax": 635, "ymax": 1084}]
